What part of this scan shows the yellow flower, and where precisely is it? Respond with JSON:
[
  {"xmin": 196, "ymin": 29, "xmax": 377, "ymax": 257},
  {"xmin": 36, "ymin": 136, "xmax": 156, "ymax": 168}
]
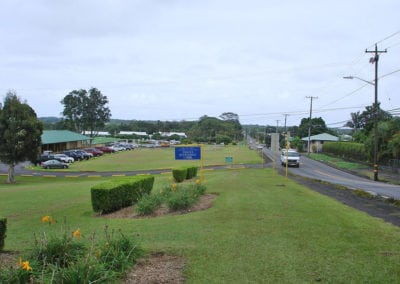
[
  {"xmin": 19, "ymin": 258, "xmax": 32, "ymax": 271},
  {"xmin": 41, "ymin": 215, "xmax": 54, "ymax": 224},
  {"xmin": 195, "ymin": 179, "xmax": 201, "ymax": 184},
  {"xmin": 73, "ymin": 228, "xmax": 81, "ymax": 240},
  {"xmin": 171, "ymin": 183, "xmax": 177, "ymax": 192},
  {"xmin": 42, "ymin": 215, "xmax": 50, "ymax": 223},
  {"xmin": 95, "ymin": 249, "xmax": 101, "ymax": 259}
]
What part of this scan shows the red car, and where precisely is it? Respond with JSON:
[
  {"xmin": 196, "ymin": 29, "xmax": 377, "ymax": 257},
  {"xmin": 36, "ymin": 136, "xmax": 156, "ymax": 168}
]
[
  {"xmin": 95, "ymin": 146, "xmax": 115, "ymax": 153},
  {"xmin": 84, "ymin": 148, "xmax": 104, "ymax": 157}
]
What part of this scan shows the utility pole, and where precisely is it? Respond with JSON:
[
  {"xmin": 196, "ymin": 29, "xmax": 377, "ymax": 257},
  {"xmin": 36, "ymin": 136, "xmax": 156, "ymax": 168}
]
[
  {"xmin": 306, "ymin": 96, "xmax": 318, "ymax": 154},
  {"xmin": 283, "ymin": 114, "xmax": 289, "ymax": 133},
  {"xmin": 365, "ymin": 44, "xmax": 387, "ymax": 181},
  {"xmin": 273, "ymin": 120, "xmax": 280, "ymax": 172}
]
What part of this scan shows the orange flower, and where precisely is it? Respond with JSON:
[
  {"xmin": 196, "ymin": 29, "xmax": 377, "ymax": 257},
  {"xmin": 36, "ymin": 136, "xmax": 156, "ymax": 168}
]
[
  {"xmin": 42, "ymin": 215, "xmax": 50, "ymax": 223},
  {"xmin": 73, "ymin": 228, "xmax": 81, "ymax": 240},
  {"xmin": 41, "ymin": 215, "xmax": 54, "ymax": 224},
  {"xmin": 19, "ymin": 258, "xmax": 32, "ymax": 271}
]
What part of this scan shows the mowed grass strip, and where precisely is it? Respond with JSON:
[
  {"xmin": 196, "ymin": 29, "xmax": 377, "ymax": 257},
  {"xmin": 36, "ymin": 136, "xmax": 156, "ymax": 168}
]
[
  {"xmin": 309, "ymin": 153, "xmax": 368, "ymax": 170},
  {"xmin": 1, "ymin": 169, "xmax": 400, "ymax": 282},
  {"xmin": 60, "ymin": 144, "xmax": 262, "ymax": 172}
]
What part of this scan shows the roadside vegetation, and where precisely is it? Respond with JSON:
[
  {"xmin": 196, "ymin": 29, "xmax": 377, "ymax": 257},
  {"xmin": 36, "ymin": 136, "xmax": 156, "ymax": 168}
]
[
  {"xmin": 1, "ymin": 167, "xmax": 400, "ymax": 282},
  {"xmin": 308, "ymin": 153, "xmax": 368, "ymax": 171}
]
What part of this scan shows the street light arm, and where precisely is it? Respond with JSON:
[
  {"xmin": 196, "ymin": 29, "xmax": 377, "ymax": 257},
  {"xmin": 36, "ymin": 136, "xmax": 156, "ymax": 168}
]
[{"xmin": 343, "ymin": 75, "xmax": 375, "ymax": 86}]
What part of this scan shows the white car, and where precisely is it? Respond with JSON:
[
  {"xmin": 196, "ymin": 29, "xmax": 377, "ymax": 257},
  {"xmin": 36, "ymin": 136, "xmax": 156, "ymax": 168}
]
[
  {"xmin": 54, "ymin": 154, "xmax": 74, "ymax": 163},
  {"xmin": 280, "ymin": 149, "xmax": 300, "ymax": 167}
]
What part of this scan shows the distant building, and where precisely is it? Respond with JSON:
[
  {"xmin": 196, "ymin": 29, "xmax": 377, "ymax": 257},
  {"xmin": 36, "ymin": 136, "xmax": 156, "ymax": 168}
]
[
  {"xmin": 301, "ymin": 133, "xmax": 339, "ymax": 152},
  {"xmin": 159, "ymin": 132, "xmax": 187, "ymax": 138},
  {"xmin": 119, "ymin": 131, "xmax": 148, "ymax": 136},
  {"xmin": 82, "ymin": 131, "xmax": 111, "ymax": 136}
]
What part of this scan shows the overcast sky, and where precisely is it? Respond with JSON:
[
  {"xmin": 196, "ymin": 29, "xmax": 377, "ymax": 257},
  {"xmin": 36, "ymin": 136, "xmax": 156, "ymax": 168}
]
[{"xmin": 1, "ymin": 0, "xmax": 399, "ymax": 127}]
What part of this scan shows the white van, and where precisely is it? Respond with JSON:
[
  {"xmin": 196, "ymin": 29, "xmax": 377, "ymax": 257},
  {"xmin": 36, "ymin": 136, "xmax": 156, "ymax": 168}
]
[{"xmin": 280, "ymin": 149, "xmax": 300, "ymax": 167}]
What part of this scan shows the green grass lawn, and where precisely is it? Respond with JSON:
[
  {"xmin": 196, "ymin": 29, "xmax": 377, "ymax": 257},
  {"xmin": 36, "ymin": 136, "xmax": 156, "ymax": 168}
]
[
  {"xmin": 32, "ymin": 144, "xmax": 262, "ymax": 172},
  {"xmin": 309, "ymin": 153, "xmax": 369, "ymax": 170},
  {"xmin": 1, "ymin": 169, "xmax": 400, "ymax": 282}
]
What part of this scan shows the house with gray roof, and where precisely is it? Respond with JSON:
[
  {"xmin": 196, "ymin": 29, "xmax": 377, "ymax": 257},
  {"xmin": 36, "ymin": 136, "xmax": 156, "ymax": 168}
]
[
  {"xmin": 301, "ymin": 133, "xmax": 339, "ymax": 152},
  {"xmin": 41, "ymin": 130, "xmax": 91, "ymax": 153}
]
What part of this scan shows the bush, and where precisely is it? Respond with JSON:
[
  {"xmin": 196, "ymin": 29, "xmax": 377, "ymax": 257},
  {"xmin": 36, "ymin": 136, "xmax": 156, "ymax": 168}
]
[
  {"xmin": 172, "ymin": 168, "xmax": 187, "ymax": 183},
  {"xmin": 91, "ymin": 176, "xmax": 155, "ymax": 214},
  {"xmin": 165, "ymin": 188, "xmax": 198, "ymax": 210},
  {"xmin": 0, "ymin": 217, "xmax": 6, "ymax": 251},
  {"xmin": 0, "ymin": 218, "xmax": 142, "ymax": 283},
  {"xmin": 136, "ymin": 194, "xmax": 162, "ymax": 215},
  {"xmin": 164, "ymin": 181, "xmax": 206, "ymax": 211},
  {"xmin": 31, "ymin": 228, "xmax": 86, "ymax": 268}
]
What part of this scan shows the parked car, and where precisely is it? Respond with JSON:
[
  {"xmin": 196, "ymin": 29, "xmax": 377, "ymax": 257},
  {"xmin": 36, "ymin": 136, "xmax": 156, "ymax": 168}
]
[
  {"xmin": 110, "ymin": 145, "xmax": 126, "ymax": 151},
  {"xmin": 41, "ymin": 159, "xmax": 69, "ymax": 169},
  {"xmin": 54, "ymin": 154, "xmax": 74, "ymax": 163},
  {"xmin": 74, "ymin": 150, "xmax": 93, "ymax": 160},
  {"xmin": 117, "ymin": 142, "xmax": 134, "ymax": 150},
  {"xmin": 40, "ymin": 154, "xmax": 55, "ymax": 162},
  {"xmin": 95, "ymin": 146, "xmax": 115, "ymax": 153},
  {"xmin": 84, "ymin": 148, "xmax": 104, "ymax": 157},
  {"xmin": 64, "ymin": 150, "xmax": 84, "ymax": 161}
]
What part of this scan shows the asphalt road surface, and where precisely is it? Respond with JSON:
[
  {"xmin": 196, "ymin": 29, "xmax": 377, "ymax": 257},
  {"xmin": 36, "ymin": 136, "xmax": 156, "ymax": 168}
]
[{"xmin": 263, "ymin": 147, "xmax": 400, "ymax": 200}]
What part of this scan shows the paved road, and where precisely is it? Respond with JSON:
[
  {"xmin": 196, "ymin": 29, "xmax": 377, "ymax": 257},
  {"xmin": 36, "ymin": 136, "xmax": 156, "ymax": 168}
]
[{"xmin": 262, "ymin": 147, "xmax": 400, "ymax": 200}]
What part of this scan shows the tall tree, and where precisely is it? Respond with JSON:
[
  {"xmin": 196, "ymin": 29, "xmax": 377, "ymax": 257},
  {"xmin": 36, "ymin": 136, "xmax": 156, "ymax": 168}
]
[
  {"xmin": 0, "ymin": 92, "xmax": 43, "ymax": 183},
  {"xmin": 297, "ymin": 117, "xmax": 328, "ymax": 138},
  {"xmin": 61, "ymin": 88, "xmax": 111, "ymax": 137},
  {"xmin": 219, "ymin": 112, "xmax": 239, "ymax": 121}
]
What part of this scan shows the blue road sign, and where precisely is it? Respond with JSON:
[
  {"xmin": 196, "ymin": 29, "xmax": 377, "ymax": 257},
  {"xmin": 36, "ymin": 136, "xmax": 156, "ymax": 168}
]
[{"xmin": 175, "ymin": 146, "xmax": 201, "ymax": 160}]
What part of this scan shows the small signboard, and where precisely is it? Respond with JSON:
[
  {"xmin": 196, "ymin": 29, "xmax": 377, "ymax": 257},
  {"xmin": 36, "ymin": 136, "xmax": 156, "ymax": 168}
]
[
  {"xmin": 225, "ymin": 156, "xmax": 233, "ymax": 163},
  {"xmin": 175, "ymin": 146, "xmax": 201, "ymax": 160}
]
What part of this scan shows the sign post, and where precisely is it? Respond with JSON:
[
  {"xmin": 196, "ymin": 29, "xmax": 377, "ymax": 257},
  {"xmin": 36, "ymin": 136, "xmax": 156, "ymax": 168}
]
[{"xmin": 174, "ymin": 145, "xmax": 204, "ymax": 180}]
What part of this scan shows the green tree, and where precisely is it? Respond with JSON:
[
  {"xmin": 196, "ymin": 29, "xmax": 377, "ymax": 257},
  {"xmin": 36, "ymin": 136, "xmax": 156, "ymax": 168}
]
[
  {"xmin": 188, "ymin": 114, "xmax": 243, "ymax": 143},
  {"xmin": 297, "ymin": 117, "xmax": 328, "ymax": 138},
  {"xmin": 356, "ymin": 103, "xmax": 392, "ymax": 135},
  {"xmin": 0, "ymin": 92, "xmax": 43, "ymax": 183},
  {"xmin": 61, "ymin": 88, "xmax": 111, "ymax": 137}
]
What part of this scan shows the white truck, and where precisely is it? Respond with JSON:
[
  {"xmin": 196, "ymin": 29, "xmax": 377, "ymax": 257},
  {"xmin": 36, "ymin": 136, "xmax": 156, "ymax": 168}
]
[{"xmin": 280, "ymin": 149, "xmax": 300, "ymax": 168}]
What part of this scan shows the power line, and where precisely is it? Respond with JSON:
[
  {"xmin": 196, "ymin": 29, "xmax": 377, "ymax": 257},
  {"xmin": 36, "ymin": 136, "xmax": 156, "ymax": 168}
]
[{"xmin": 367, "ymin": 30, "xmax": 400, "ymax": 49}]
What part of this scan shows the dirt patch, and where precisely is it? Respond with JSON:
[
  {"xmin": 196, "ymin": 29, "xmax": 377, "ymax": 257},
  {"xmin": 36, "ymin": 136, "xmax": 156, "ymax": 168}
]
[
  {"xmin": 102, "ymin": 193, "xmax": 217, "ymax": 219},
  {"xmin": 125, "ymin": 252, "xmax": 185, "ymax": 284},
  {"xmin": 0, "ymin": 251, "xmax": 19, "ymax": 270}
]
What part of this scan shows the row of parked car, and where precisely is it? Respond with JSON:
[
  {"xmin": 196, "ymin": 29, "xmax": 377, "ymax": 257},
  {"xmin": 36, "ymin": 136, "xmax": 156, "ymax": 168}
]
[{"xmin": 40, "ymin": 142, "xmax": 137, "ymax": 169}]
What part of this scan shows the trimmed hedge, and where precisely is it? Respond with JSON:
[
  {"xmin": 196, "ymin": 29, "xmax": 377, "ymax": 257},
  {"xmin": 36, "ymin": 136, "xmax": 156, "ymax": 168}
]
[
  {"xmin": 322, "ymin": 142, "xmax": 368, "ymax": 162},
  {"xmin": 173, "ymin": 166, "xmax": 198, "ymax": 182},
  {"xmin": 91, "ymin": 176, "xmax": 155, "ymax": 214},
  {"xmin": 172, "ymin": 168, "xmax": 187, "ymax": 183},
  {"xmin": 0, "ymin": 217, "xmax": 6, "ymax": 251},
  {"xmin": 186, "ymin": 166, "xmax": 198, "ymax": 179}
]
